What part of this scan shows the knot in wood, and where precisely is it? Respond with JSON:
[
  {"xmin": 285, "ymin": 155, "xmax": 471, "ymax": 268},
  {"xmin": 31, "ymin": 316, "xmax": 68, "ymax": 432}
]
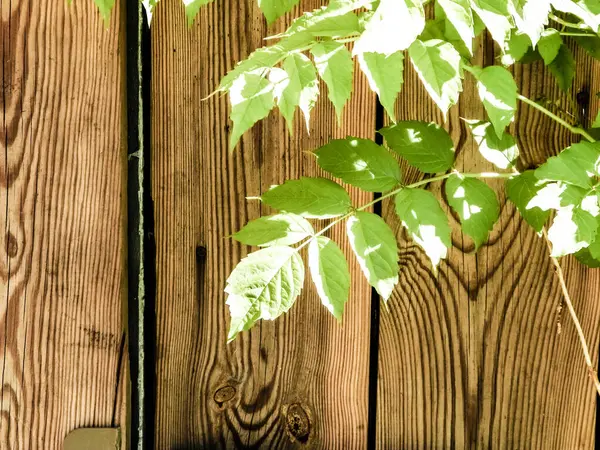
[
  {"xmin": 6, "ymin": 232, "xmax": 18, "ymax": 258},
  {"xmin": 213, "ymin": 385, "xmax": 236, "ymax": 406},
  {"xmin": 285, "ymin": 403, "xmax": 311, "ymax": 443}
]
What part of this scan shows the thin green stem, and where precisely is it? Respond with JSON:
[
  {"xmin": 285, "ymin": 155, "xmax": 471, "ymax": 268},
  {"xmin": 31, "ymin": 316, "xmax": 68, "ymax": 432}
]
[
  {"xmin": 549, "ymin": 13, "xmax": 592, "ymax": 30},
  {"xmin": 517, "ymin": 94, "xmax": 596, "ymax": 142},
  {"xmin": 560, "ymin": 31, "xmax": 596, "ymax": 37},
  {"xmin": 295, "ymin": 171, "xmax": 513, "ymax": 251}
]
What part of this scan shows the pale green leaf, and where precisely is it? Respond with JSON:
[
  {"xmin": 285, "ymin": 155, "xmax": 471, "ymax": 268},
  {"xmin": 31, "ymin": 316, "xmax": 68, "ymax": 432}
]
[
  {"xmin": 346, "ymin": 211, "xmax": 399, "ymax": 300},
  {"xmin": 262, "ymin": 177, "xmax": 352, "ymax": 219},
  {"xmin": 551, "ymin": 0, "xmax": 600, "ymax": 33},
  {"xmin": 467, "ymin": 120, "xmax": 519, "ymax": 169},
  {"xmin": 537, "ymin": 28, "xmax": 563, "ymax": 65},
  {"xmin": 505, "ymin": 171, "xmax": 551, "ymax": 232},
  {"xmin": 501, "ymin": 30, "xmax": 531, "ymax": 66},
  {"xmin": 509, "ymin": 0, "xmax": 550, "ymax": 46},
  {"xmin": 353, "ymin": 0, "xmax": 425, "ymax": 55},
  {"xmin": 437, "ymin": 0, "xmax": 475, "ymax": 54},
  {"xmin": 470, "ymin": 0, "xmax": 513, "ymax": 45},
  {"xmin": 472, "ymin": 65, "xmax": 517, "ymax": 138},
  {"xmin": 232, "ymin": 213, "xmax": 314, "ymax": 247},
  {"xmin": 226, "ymin": 246, "xmax": 304, "ymax": 342},
  {"xmin": 446, "ymin": 175, "xmax": 499, "ymax": 249},
  {"xmin": 269, "ymin": 53, "xmax": 319, "ymax": 132},
  {"xmin": 535, "ymin": 141, "xmax": 600, "ymax": 188},
  {"xmin": 380, "ymin": 120, "xmax": 455, "ymax": 173},
  {"xmin": 314, "ymin": 137, "xmax": 402, "ymax": 192},
  {"xmin": 308, "ymin": 236, "xmax": 350, "ymax": 320},
  {"xmin": 311, "ymin": 41, "xmax": 353, "ymax": 122},
  {"xmin": 279, "ymin": 3, "xmax": 363, "ymax": 38},
  {"xmin": 547, "ymin": 206, "xmax": 598, "ymax": 256},
  {"xmin": 357, "ymin": 51, "xmax": 404, "ymax": 121},
  {"xmin": 548, "ymin": 44, "xmax": 575, "ymax": 92},
  {"xmin": 184, "ymin": 0, "xmax": 213, "ymax": 26},
  {"xmin": 408, "ymin": 39, "xmax": 463, "ymax": 117},
  {"xmin": 229, "ymin": 72, "xmax": 275, "ymax": 149},
  {"xmin": 394, "ymin": 188, "xmax": 452, "ymax": 267},
  {"xmin": 94, "ymin": 0, "xmax": 115, "ymax": 25},
  {"xmin": 258, "ymin": 0, "xmax": 299, "ymax": 24}
]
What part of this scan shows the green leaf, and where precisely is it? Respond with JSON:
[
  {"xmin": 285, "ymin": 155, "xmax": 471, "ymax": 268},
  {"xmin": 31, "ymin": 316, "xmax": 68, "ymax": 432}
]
[
  {"xmin": 311, "ymin": 41, "xmax": 354, "ymax": 122},
  {"xmin": 228, "ymin": 72, "xmax": 275, "ymax": 149},
  {"xmin": 184, "ymin": 0, "xmax": 213, "ymax": 26},
  {"xmin": 537, "ymin": 28, "xmax": 563, "ymax": 65},
  {"xmin": 346, "ymin": 211, "xmax": 399, "ymax": 300},
  {"xmin": 505, "ymin": 171, "xmax": 551, "ymax": 232},
  {"xmin": 467, "ymin": 120, "xmax": 519, "ymax": 169},
  {"xmin": 535, "ymin": 141, "xmax": 600, "ymax": 188},
  {"xmin": 470, "ymin": 0, "xmax": 513, "ymax": 46},
  {"xmin": 141, "ymin": 0, "xmax": 159, "ymax": 24},
  {"xmin": 394, "ymin": 188, "xmax": 452, "ymax": 267},
  {"xmin": 573, "ymin": 35, "xmax": 600, "ymax": 61},
  {"xmin": 261, "ymin": 177, "xmax": 352, "ymax": 219},
  {"xmin": 357, "ymin": 51, "xmax": 404, "ymax": 121},
  {"xmin": 225, "ymin": 246, "xmax": 304, "ymax": 342},
  {"xmin": 232, "ymin": 213, "xmax": 314, "ymax": 247},
  {"xmin": 437, "ymin": 0, "xmax": 475, "ymax": 54},
  {"xmin": 94, "ymin": 0, "xmax": 115, "ymax": 25},
  {"xmin": 576, "ymin": 246, "xmax": 600, "ymax": 268},
  {"xmin": 380, "ymin": 120, "xmax": 455, "ymax": 173},
  {"xmin": 593, "ymin": 110, "xmax": 600, "ymax": 128},
  {"xmin": 509, "ymin": 0, "xmax": 550, "ymax": 47},
  {"xmin": 408, "ymin": 39, "xmax": 463, "ymax": 117},
  {"xmin": 548, "ymin": 44, "xmax": 575, "ymax": 92},
  {"xmin": 308, "ymin": 236, "xmax": 351, "ymax": 320},
  {"xmin": 315, "ymin": 137, "xmax": 402, "ymax": 192},
  {"xmin": 472, "ymin": 66, "xmax": 517, "ymax": 138},
  {"xmin": 353, "ymin": 0, "xmax": 425, "ymax": 55},
  {"xmin": 280, "ymin": 4, "xmax": 362, "ymax": 38},
  {"xmin": 257, "ymin": 0, "xmax": 299, "ymax": 24},
  {"xmin": 269, "ymin": 53, "xmax": 319, "ymax": 132},
  {"xmin": 501, "ymin": 30, "xmax": 531, "ymax": 66},
  {"xmin": 445, "ymin": 175, "xmax": 500, "ymax": 249},
  {"xmin": 547, "ymin": 206, "xmax": 598, "ymax": 256},
  {"xmin": 551, "ymin": 0, "xmax": 600, "ymax": 33}
]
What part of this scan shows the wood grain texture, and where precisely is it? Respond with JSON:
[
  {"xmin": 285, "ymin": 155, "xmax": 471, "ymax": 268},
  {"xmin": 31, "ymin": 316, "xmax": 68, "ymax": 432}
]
[
  {"xmin": 151, "ymin": 0, "xmax": 375, "ymax": 448},
  {"xmin": 0, "ymin": 1, "xmax": 127, "ymax": 448},
  {"xmin": 376, "ymin": 35, "xmax": 600, "ymax": 448}
]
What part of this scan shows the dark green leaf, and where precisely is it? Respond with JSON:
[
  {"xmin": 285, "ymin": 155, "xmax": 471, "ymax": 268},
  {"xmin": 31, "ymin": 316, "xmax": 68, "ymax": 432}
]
[
  {"xmin": 548, "ymin": 44, "xmax": 575, "ymax": 92},
  {"xmin": 574, "ymin": 35, "xmax": 600, "ymax": 61},
  {"xmin": 347, "ymin": 211, "xmax": 399, "ymax": 300},
  {"xmin": 395, "ymin": 188, "xmax": 452, "ymax": 267},
  {"xmin": 262, "ymin": 177, "xmax": 352, "ymax": 219},
  {"xmin": 380, "ymin": 120, "xmax": 455, "ymax": 173},
  {"xmin": 314, "ymin": 137, "xmax": 402, "ymax": 192},
  {"xmin": 308, "ymin": 236, "xmax": 351, "ymax": 320},
  {"xmin": 445, "ymin": 175, "xmax": 500, "ymax": 249}
]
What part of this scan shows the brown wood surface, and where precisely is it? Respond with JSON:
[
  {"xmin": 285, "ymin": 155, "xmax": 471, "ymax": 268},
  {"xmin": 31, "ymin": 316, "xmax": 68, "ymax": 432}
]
[
  {"xmin": 376, "ymin": 36, "xmax": 600, "ymax": 448},
  {"xmin": 0, "ymin": 1, "xmax": 128, "ymax": 449},
  {"xmin": 151, "ymin": 0, "xmax": 375, "ymax": 448}
]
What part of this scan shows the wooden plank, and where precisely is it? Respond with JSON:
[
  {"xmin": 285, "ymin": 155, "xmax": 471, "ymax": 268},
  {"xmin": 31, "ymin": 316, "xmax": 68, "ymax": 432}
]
[
  {"xmin": 376, "ymin": 36, "xmax": 600, "ymax": 448},
  {"xmin": 0, "ymin": 1, "xmax": 127, "ymax": 448},
  {"xmin": 151, "ymin": 0, "xmax": 375, "ymax": 447}
]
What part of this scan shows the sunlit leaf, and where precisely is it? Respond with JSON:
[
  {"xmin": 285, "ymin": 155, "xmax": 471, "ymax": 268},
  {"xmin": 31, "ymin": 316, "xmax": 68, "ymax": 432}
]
[
  {"xmin": 470, "ymin": 0, "xmax": 513, "ymax": 46},
  {"xmin": 258, "ymin": 0, "xmax": 300, "ymax": 24},
  {"xmin": 353, "ymin": 0, "xmax": 425, "ymax": 55},
  {"xmin": 548, "ymin": 44, "xmax": 575, "ymax": 92},
  {"xmin": 501, "ymin": 30, "xmax": 531, "ymax": 65},
  {"xmin": 547, "ymin": 206, "xmax": 598, "ymax": 256},
  {"xmin": 437, "ymin": 0, "xmax": 475, "ymax": 55},
  {"xmin": 408, "ymin": 39, "xmax": 463, "ymax": 117},
  {"xmin": 141, "ymin": 0, "xmax": 159, "ymax": 24},
  {"xmin": 471, "ymin": 65, "xmax": 518, "ymax": 138},
  {"xmin": 395, "ymin": 188, "xmax": 452, "ymax": 267},
  {"xmin": 357, "ymin": 51, "xmax": 404, "ymax": 121},
  {"xmin": 506, "ymin": 171, "xmax": 550, "ymax": 232},
  {"xmin": 467, "ymin": 120, "xmax": 519, "ymax": 169},
  {"xmin": 308, "ymin": 236, "xmax": 350, "ymax": 320},
  {"xmin": 279, "ymin": 3, "xmax": 363, "ymax": 37},
  {"xmin": 537, "ymin": 28, "xmax": 563, "ymax": 65},
  {"xmin": 535, "ymin": 141, "xmax": 600, "ymax": 188},
  {"xmin": 314, "ymin": 137, "xmax": 402, "ymax": 192},
  {"xmin": 229, "ymin": 72, "xmax": 275, "ymax": 149},
  {"xmin": 380, "ymin": 120, "xmax": 455, "ymax": 173},
  {"xmin": 446, "ymin": 175, "xmax": 500, "ymax": 249},
  {"xmin": 232, "ymin": 213, "xmax": 314, "ymax": 247},
  {"xmin": 269, "ymin": 53, "xmax": 319, "ymax": 133},
  {"xmin": 261, "ymin": 177, "xmax": 352, "ymax": 219},
  {"xmin": 311, "ymin": 41, "xmax": 354, "ymax": 122},
  {"xmin": 226, "ymin": 246, "xmax": 304, "ymax": 342},
  {"xmin": 551, "ymin": 0, "xmax": 600, "ymax": 33},
  {"xmin": 509, "ymin": 0, "xmax": 550, "ymax": 46},
  {"xmin": 347, "ymin": 211, "xmax": 399, "ymax": 300},
  {"xmin": 184, "ymin": 0, "xmax": 213, "ymax": 26}
]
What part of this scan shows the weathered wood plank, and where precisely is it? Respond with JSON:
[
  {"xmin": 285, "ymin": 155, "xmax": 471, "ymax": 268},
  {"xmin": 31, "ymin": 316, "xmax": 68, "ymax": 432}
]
[
  {"xmin": 376, "ymin": 36, "xmax": 600, "ymax": 448},
  {"xmin": 151, "ymin": 0, "xmax": 375, "ymax": 447},
  {"xmin": 0, "ymin": 1, "xmax": 127, "ymax": 448}
]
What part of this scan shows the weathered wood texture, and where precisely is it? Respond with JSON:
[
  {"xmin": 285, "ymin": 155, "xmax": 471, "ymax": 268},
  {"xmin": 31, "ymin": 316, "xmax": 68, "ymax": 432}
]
[
  {"xmin": 151, "ymin": 0, "xmax": 375, "ymax": 448},
  {"xmin": 0, "ymin": 1, "xmax": 127, "ymax": 449},
  {"xmin": 376, "ymin": 36, "xmax": 600, "ymax": 448}
]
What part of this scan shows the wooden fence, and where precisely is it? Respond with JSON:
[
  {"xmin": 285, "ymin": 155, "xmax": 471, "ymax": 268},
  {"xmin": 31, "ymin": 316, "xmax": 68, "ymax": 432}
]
[{"xmin": 1, "ymin": 0, "xmax": 600, "ymax": 448}]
